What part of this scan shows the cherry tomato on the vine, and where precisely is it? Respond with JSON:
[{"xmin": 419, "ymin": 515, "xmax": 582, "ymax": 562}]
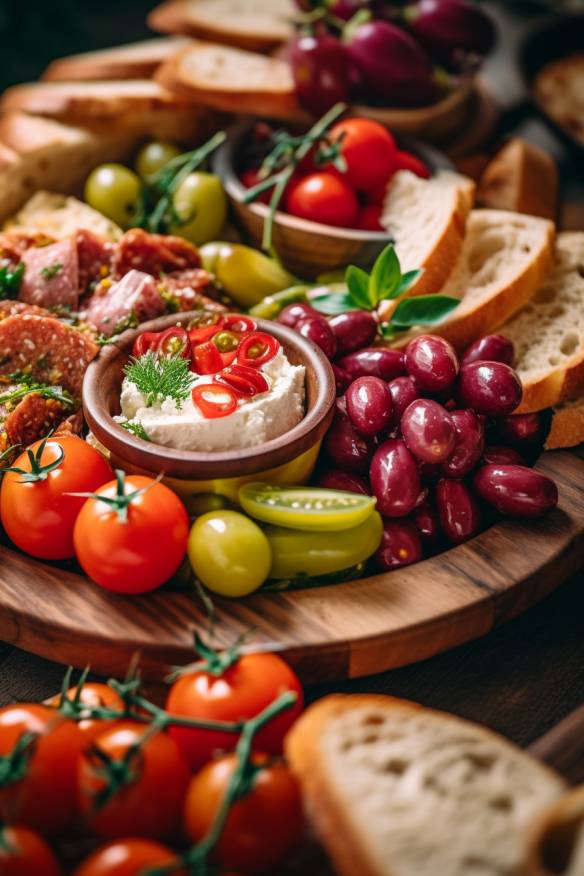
[
  {"xmin": 0, "ymin": 824, "xmax": 61, "ymax": 876},
  {"xmin": 46, "ymin": 683, "xmax": 124, "ymax": 742},
  {"xmin": 285, "ymin": 171, "xmax": 358, "ymax": 228},
  {"xmin": 327, "ymin": 118, "xmax": 397, "ymax": 193},
  {"xmin": 72, "ymin": 838, "xmax": 185, "ymax": 876}
]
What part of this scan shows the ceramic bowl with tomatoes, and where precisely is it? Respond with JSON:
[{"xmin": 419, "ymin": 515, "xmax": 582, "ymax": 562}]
[{"xmin": 213, "ymin": 117, "xmax": 452, "ymax": 278}]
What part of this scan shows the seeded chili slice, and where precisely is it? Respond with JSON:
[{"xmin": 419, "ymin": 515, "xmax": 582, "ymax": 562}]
[
  {"xmin": 222, "ymin": 314, "xmax": 257, "ymax": 335},
  {"xmin": 215, "ymin": 364, "xmax": 269, "ymax": 398},
  {"xmin": 188, "ymin": 312, "xmax": 224, "ymax": 344},
  {"xmin": 192, "ymin": 383, "xmax": 238, "ymax": 418},
  {"xmin": 157, "ymin": 327, "xmax": 191, "ymax": 359},
  {"xmin": 132, "ymin": 331, "xmax": 160, "ymax": 358},
  {"xmin": 238, "ymin": 332, "xmax": 280, "ymax": 368}
]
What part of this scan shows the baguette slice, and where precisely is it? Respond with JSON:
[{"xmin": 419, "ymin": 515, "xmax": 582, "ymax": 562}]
[
  {"xmin": 286, "ymin": 695, "xmax": 565, "ymax": 876},
  {"xmin": 156, "ymin": 40, "xmax": 304, "ymax": 119},
  {"xmin": 477, "ymin": 138, "xmax": 558, "ymax": 221},
  {"xmin": 381, "ymin": 169, "xmax": 476, "ymax": 299},
  {"xmin": 148, "ymin": 0, "xmax": 295, "ymax": 53},
  {"xmin": 546, "ymin": 393, "xmax": 584, "ymax": 449},
  {"xmin": 4, "ymin": 192, "xmax": 122, "ymax": 241},
  {"xmin": 41, "ymin": 37, "xmax": 191, "ymax": 82},
  {"xmin": 522, "ymin": 785, "xmax": 584, "ymax": 875},
  {"xmin": 498, "ymin": 233, "xmax": 584, "ymax": 413}
]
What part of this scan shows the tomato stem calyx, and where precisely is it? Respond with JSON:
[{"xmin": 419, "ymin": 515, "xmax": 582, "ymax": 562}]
[
  {"xmin": 68, "ymin": 469, "xmax": 163, "ymax": 524},
  {"xmin": 168, "ymin": 631, "xmax": 247, "ymax": 680},
  {"xmin": 2, "ymin": 434, "xmax": 64, "ymax": 483},
  {"xmin": 0, "ymin": 731, "xmax": 38, "ymax": 788}
]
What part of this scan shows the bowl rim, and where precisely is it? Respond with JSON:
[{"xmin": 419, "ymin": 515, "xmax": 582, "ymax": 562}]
[{"xmin": 83, "ymin": 312, "xmax": 336, "ymax": 479}]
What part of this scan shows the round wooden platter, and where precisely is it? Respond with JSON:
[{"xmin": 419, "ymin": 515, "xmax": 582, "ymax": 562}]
[{"xmin": 0, "ymin": 449, "xmax": 582, "ymax": 684}]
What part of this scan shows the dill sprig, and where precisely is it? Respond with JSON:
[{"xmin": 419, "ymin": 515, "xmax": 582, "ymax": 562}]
[
  {"xmin": 124, "ymin": 352, "xmax": 193, "ymax": 409},
  {"xmin": 120, "ymin": 420, "xmax": 150, "ymax": 441}
]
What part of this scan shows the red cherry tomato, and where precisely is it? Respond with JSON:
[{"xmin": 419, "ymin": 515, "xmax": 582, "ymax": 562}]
[
  {"xmin": 156, "ymin": 327, "xmax": 191, "ymax": 359},
  {"xmin": 192, "ymin": 383, "xmax": 238, "ymax": 418},
  {"xmin": 222, "ymin": 314, "xmax": 257, "ymax": 335},
  {"xmin": 394, "ymin": 149, "xmax": 430, "ymax": 178},
  {"xmin": 238, "ymin": 332, "xmax": 280, "ymax": 368},
  {"xmin": 46, "ymin": 682, "xmax": 125, "ymax": 742},
  {"xmin": 192, "ymin": 340, "xmax": 224, "ymax": 374},
  {"xmin": 239, "ymin": 167, "xmax": 272, "ymax": 204},
  {"xmin": 0, "ymin": 824, "xmax": 61, "ymax": 876},
  {"xmin": 165, "ymin": 651, "xmax": 304, "ymax": 770},
  {"xmin": 215, "ymin": 363, "xmax": 269, "ymax": 398},
  {"xmin": 72, "ymin": 839, "xmax": 185, "ymax": 876},
  {"xmin": 357, "ymin": 202, "xmax": 384, "ymax": 231},
  {"xmin": 132, "ymin": 332, "xmax": 160, "ymax": 358},
  {"xmin": 327, "ymin": 118, "xmax": 397, "ymax": 192},
  {"xmin": 285, "ymin": 171, "xmax": 358, "ymax": 227}
]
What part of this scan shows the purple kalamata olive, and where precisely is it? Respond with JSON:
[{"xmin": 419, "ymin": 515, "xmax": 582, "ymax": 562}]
[
  {"xmin": 375, "ymin": 518, "xmax": 423, "ymax": 570},
  {"xmin": 481, "ymin": 445, "xmax": 525, "ymax": 466},
  {"xmin": 278, "ymin": 302, "xmax": 317, "ymax": 328},
  {"xmin": 440, "ymin": 408, "xmax": 484, "ymax": 477},
  {"xmin": 336, "ymin": 395, "xmax": 348, "ymax": 417},
  {"xmin": 331, "ymin": 363, "xmax": 353, "ymax": 396},
  {"xmin": 369, "ymin": 438, "xmax": 421, "ymax": 517},
  {"xmin": 325, "ymin": 412, "xmax": 375, "ymax": 473},
  {"xmin": 405, "ymin": 334, "xmax": 459, "ymax": 395},
  {"xmin": 473, "ymin": 465, "xmax": 558, "ymax": 518},
  {"xmin": 411, "ymin": 496, "xmax": 442, "ymax": 547},
  {"xmin": 329, "ymin": 310, "xmax": 378, "ymax": 356},
  {"xmin": 289, "ymin": 35, "xmax": 350, "ymax": 115},
  {"xmin": 418, "ymin": 459, "xmax": 442, "ymax": 480},
  {"xmin": 457, "ymin": 361, "xmax": 522, "ymax": 417},
  {"xmin": 337, "ymin": 348, "xmax": 406, "ymax": 382},
  {"xmin": 388, "ymin": 376, "xmax": 420, "ymax": 429},
  {"xmin": 346, "ymin": 376, "xmax": 394, "ymax": 437},
  {"xmin": 435, "ymin": 478, "xmax": 482, "ymax": 544},
  {"xmin": 317, "ymin": 469, "xmax": 371, "ymax": 495},
  {"xmin": 490, "ymin": 410, "xmax": 552, "ymax": 448},
  {"xmin": 401, "ymin": 399, "xmax": 456, "ymax": 463},
  {"xmin": 462, "ymin": 334, "xmax": 514, "ymax": 367},
  {"xmin": 403, "ymin": 0, "xmax": 496, "ymax": 67},
  {"xmin": 296, "ymin": 316, "xmax": 337, "ymax": 359}
]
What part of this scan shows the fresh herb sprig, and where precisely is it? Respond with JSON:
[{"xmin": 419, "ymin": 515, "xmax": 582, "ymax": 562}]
[
  {"xmin": 0, "ymin": 263, "xmax": 24, "ymax": 300},
  {"xmin": 124, "ymin": 351, "xmax": 193, "ymax": 408},
  {"xmin": 120, "ymin": 420, "xmax": 150, "ymax": 441},
  {"xmin": 0, "ymin": 380, "xmax": 76, "ymax": 410}
]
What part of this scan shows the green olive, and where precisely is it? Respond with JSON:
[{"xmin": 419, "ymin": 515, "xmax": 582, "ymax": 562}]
[
  {"xmin": 200, "ymin": 242, "xmax": 296, "ymax": 309},
  {"xmin": 170, "ymin": 172, "xmax": 227, "ymax": 246},
  {"xmin": 84, "ymin": 163, "xmax": 142, "ymax": 229},
  {"xmin": 135, "ymin": 141, "xmax": 181, "ymax": 179}
]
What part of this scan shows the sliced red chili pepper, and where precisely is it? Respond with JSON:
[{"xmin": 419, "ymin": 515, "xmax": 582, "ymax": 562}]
[
  {"xmin": 132, "ymin": 331, "xmax": 160, "ymax": 358},
  {"xmin": 238, "ymin": 332, "xmax": 280, "ymax": 368},
  {"xmin": 215, "ymin": 363, "xmax": 269, "ymax": 398},
  {"xmin": 187, "ymin": 312, "xmax": 225, "ymax": 344},
  {"xmin": 189, "ymin": 325, "xmax": 223, "ymax": 345},
  {"xmin": 157, "ymin": 327, "xmax": 191, "ymax": 359},
  {"xmin": 192, "ymin": 383, "xmax": 238, "ymax": 418},
  {"xmin": 191, "ymin": 341, "xmax": 224, "ymax": 375},
  {"xmin": 220, "ymin": 350, "xmax": 238, "ymax": 368},
  {"xmin": 222, "ymin": 315, "xmax": 257, "ymax": 335}
]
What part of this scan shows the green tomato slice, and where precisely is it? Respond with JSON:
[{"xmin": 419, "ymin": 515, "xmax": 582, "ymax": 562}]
[
  {"xmin": 265, "ymin": 511, "xmax": 383, "ymax": 579},
  {"xmin": 239, "ymin": 483, "xmax": 376, "ymax": 532}
]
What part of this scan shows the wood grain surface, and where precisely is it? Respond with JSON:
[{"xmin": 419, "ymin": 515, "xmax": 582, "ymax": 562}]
[{"xmin": 0, "ymin": 450, "xmax": 582, "ymax": 683}]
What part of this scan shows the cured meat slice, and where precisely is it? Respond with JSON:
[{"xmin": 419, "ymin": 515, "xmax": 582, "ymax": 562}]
[
  {"xmin": 84, "ymin": 269, "xmax": 166, "ymax": 336},
  {"xmin": 161, "ymin": 268, "xmax": 225, "ymax": 312},
  {"xmin": 0, "ymin": 314, "xmax": 98, "ymax": 397},
  {"xmin": 4, "ymin": 392, "xmax": 68, "ymax": 449},
  {"xmin": 76, "ymin": 229, "xmax": 115, "ymax": 294},
  {"xmin": 0, "ymin": 300, "xmax": 51, "ymax": 321},
  {"xmin": 19, "ymin": 238, "xmax": 79, "ymax": 310},
  {"xmin": 0, "ymin": 231, "xmax": 56, "ymax": 265},
  {"xmin": 112, "ymin": 228, "xmax": 201, "ymax": 278}
]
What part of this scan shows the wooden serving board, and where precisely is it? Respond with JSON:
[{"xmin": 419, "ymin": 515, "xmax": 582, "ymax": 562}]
[{"xmin": 0, "ymin": 449, "xmax": 582, "ymax": 683}]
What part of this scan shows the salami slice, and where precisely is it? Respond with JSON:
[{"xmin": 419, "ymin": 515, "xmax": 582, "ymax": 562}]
[
  {"xmin": 0, "ymin": 314, "xmax": 98, "ymax": 397},
  {"xmin": 0, "ymin": 301, "xmax": 51, "ymax": 321},
  {"xmin": 4, "ymin": 392, "xmax": 68, "ymax": 449},
  {"xmin": 19, "ymin": 238, "xmax": 79, "ymax": 310},
  {"xmin": 0, "ymin": 231, "xmax": 56, "ymax": 265},
  {"xmin": 84, "ymin": 269, "xmax": 166, "ymax": 336},
  {"xmin": 112, "ymin": 228, "xmax": 201, "ymax": 278},
  {"xmin": 76, "ymin": 229, "xmax": 115, "ymax": 294}
]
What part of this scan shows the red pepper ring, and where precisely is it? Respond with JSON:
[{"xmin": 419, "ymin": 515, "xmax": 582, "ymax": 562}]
[
  {"xmin": 238, "ymin": 332, "xmax": 280, "ymax": 368},
  {"xmin": 222, "ymin": 314, "xmax": 257, "ymax": 335},
  {"xmin": 215, "ymin": 363, "xmax": 269, "ymax": 398},
  {"xmin": 156, "ymin": 327, "xmax": 192, "ymax": 360},
  {"xmin": 192, "ymin": 383, "xmax": 238, "ymax": 418},
  {"xmin": 132, "ymin": 331, "xmax": 160, "ymax": 358},
  {"xmin": 187, "ymin": 312, "xmax": 225, "ymax": 345},
  {"xmin": 188, "ymin": 324, "xmax": 223, "ymax": 345},
  {"xmin": 191, "ymin": 340, "xmax": 224, "ymax": 375}
]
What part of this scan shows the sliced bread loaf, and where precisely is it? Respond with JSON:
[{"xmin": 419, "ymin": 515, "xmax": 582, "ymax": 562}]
[
  {"xmin": 477, "ymin": 138, "xmax": 558, "ymax": 221},
  {"xmin": 546, "ymin": 394, "xmax": 584, "ymax": 449},
  {"xmin": 4, "ymin": 192, "xmax": 123, "ymax": 241},
  {"xmin": 41, "ymin": 37, "xmax": 191, "ymax": 82},
  {"xmin": 522, "ymin": 784, "xmax": 584, "ymax": 876},
  {"xmin": 286, "ymin": 695, "xmax": 564, "ymax": 876},
  {"xmin": 498, "ymin": 233, "xmax": 584, "ymax": 413},
  {"xmin": 148, "ymin": 0, "xmax": 295, "ymax": 53},
  {"xmin": 381, "ymin": 169, "xmax": 476, "ymax": 299}
]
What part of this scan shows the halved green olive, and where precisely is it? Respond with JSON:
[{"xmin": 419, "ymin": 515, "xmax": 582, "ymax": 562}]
[{"xmin": 239, "ymin": 483, "xmax": 376, "ymax": 532}]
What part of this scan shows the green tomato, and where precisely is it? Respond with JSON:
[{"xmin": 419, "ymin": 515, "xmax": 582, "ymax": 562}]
[
  {"xmin": 170, "ymin": 172, "xmax": 227, "ymax": 246},
  {"xmin": 239, "ymin": 483, "xmax": 376, "ymax": 532},
  {"xmin": 265, "ymin": 511, "xmax": 383, "ymax": 579},
  {"xmin": 188, "ymin": 510, "xmax": 272, "ymax": 597},
  {"xmin": 84, "ymin": 163, "xmax": 142, "ymax": 229},
  {"xmin": 199, "ymin": 242, "xmax": 296, "ymax": 309},
  {"xmin": 135, "ymin": 140, "xmax": 180, "ymax": 179}
]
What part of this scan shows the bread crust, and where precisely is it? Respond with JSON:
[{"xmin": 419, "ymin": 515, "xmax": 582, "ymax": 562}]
[
  {"xmin": 41, "ymin": 37, "xmax": 190, "ymax": 82},
  {"xmin": 477, "ymin": 138, "xmax": 558, "ymax": 222},
  {"xmin": 522, "ymin": 785, "xmax": 584, "ymax": 876},
  {"xmin": 546, "ymin": 400, "xmax": 584, "ymax": 449}
]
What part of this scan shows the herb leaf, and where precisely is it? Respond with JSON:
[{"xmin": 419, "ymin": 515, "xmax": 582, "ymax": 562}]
[
  {"xmin": 40, "ymin": 262, "xmax": 63, "ymax": 281},
  {"xmin": 390, "ymin": 295, "xmax": 460, "ymax": 328},
  {"xmin": 311, "ymin": 290, "xmax": 356, "ymax": 315},
  {"xmin": 0, "ymin": 379, "xmax": 76, "ymax": 409},
  {"xmin": 395, "ymin": 269, "xmax": 424, "ymax": 296},
  {"xmin": 368, "ymin": 244, "xmax": 402, "ymax": 305},
  {"xmin": 345, "ymin": 265, "xmax": 371, "ymax": 310},
  {"xmin": 0, "ymin": 263, "xmax": 24, "ymax": 300},
  {"xmin": 124, "ymin": 352, "xmax": 193, "ymax": 408},
  {"xmin": 121, "ymin": 421, "xmax": 150, "ymax": 441}
]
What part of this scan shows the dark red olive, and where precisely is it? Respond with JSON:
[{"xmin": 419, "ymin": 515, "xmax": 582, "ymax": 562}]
[
  {"xmin": 331, "ymin": 363, "xmax": 353, "ymax": 396},
  {"xmin": 346, "ymin": 376, "xmax": 393, "ymax": 437},
  {"xmin": 369, "ymin": 438, "xmax": 421, "ymax": 517},
  {"xmin": 329, "ymin": 310, "xmax": 378, "ymax": 356},
  {"xmin": 461, "ymin": 334, "xmax": 514, "ymax": 367},
  {"xmin": 440, "ymin": 408, "xmax": 484, "ymax": 477},
  {"xmin": 403, "ymin": 0, "xmax": 496, "ymax": 67},
  {"xmin": 277, "ymin": 302, "xmax": 317, "ymax": 328},
  {"xmin": 411, "ymin": 496, "xmax": 442, "ymax": 547},
  {"xmin": 473, "ymin": 465, "xmax": 558, "ymax": 518},
  {"xmin": 481, "ymin": 445, "xmax": 525, "ymax": 466},
  {"xmin": 296, "ymin": 316, "xmax": 337, "ymax": 359},
  {"xmin": 375, "ymin": 518, "xmax": 423, "ymax": 570},
  {"xmin": 337, "ymin": 348, "xmax": 406, "ymax": 382},
  {"xmin": 401, "ymin": 399, "xmax": 456, "ymax": 463},
  {"xmin": 317, "ymin": 469, "xmax": 371, "ymax": 495},
  {"xmin": 490, "ymin": 410, "xmax": 552, "ymax": 448},
  {"xmin": 457, "ymin": 361, "xmax": 522, "ymax": 417},
  {"xmin": 325, "ymin": 412, "xmax": 375, "ymax": 473},
  {"xmin": 418, "ymin": 459, "xmax": 442, "ymax": 480},
  {"xmin": 435, "ymin": 478, "xmax": 482, "ymax": 544},
  {"xmin": 388, "ymin": 376, "xmax": 421, "ymax": 429},
  {"xmin": 289, "ymin": 34, "xmax": 350, "ymax": 115},
  {"xmin": 405, "ymin": 334, "xmax": 459, "ymax": 394}
]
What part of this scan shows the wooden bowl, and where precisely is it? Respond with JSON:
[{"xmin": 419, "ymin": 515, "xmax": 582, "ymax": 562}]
[
  {"xmin": 83, "ymin": 312, "xmax": 336, "ymax": 503},
  {"xmin": 212, "ymin": 120, "xmax": 453, "ymax": 279}
]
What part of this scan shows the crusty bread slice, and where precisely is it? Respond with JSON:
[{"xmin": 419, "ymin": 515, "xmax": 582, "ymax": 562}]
[
  {"xmin": 522, "ymin": 785, "xmax": 584, "ymax": 876},
  {"xmin": 477, "ymin": 138, "xmax": 558, "ymax": 221},
  {"xmin": 381, "ymin": 169, "xmax": 476, "ymax": 299},
  {"xmin": 0, "ymin": 113, "xmax": 136, "ymax": 223},
  {"xmin": 535, "ymin": 54, "xmax": 584, "ymax": 148},
  {"xmin": 498, "ymin": 233, "xmax": 584, "ymax": 413},
  {"xmin": 546, "ymin": 394, "xmax": 584, "ymax": 449},
  {"xmin": 0, "ymin": 80, "xmax": 211, "ymax": 142},
  {"xmin": 41, "ymin": 37, "xmax": 191, "ymax": 82},
  {"xmin": 4, "ymin": 191, "xmax": 122, "ymax": 241},
  {"xmin": 286, "ymin": 695, "xmax": 565, "ymax": 876},
  {"xmin": 155, "ymin": 40, "xmax": 304, "ymax": 119},
  {"xmin": 148, "ymin": 0, "xmax": 295, "ymax": 53}
]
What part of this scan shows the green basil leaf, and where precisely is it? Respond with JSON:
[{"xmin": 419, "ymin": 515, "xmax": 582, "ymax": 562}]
[
  {"xmin": 345, "ymin": 265, "xmax": 372, "ymax": 310},
  {"xmin": 311, "ymin": 290, "xmax": 355, "ymax": 315},
  {"xmin": 395, "ymin": 268, "xmax": 424, "ymax": 297},
  {"xmin": 369, "ymin": 244, "xmax": 402, "ymax": 304},
  {"xmin": 390, "ymin": 295, "xmax": 460, "ymax": 328}
]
